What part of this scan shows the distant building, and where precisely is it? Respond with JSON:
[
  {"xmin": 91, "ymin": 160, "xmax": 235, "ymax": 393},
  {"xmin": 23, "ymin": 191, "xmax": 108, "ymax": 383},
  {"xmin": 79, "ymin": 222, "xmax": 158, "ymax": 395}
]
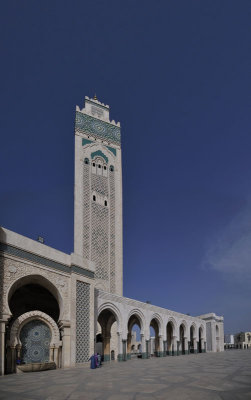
[
  {"xmin": 234, "ymin": 332, "xmax": 251, "ymax": 349},
  {"xmin": 224, "ymin": 334, "xmax": 234, "ymax": 349}
]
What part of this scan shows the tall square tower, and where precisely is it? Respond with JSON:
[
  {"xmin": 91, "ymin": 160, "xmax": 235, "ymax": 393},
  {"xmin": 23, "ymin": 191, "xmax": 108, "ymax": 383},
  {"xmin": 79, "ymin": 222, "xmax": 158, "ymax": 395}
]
[{"xmin": 74, "ymin": 96, "xmax": 123, "ymax": 295}]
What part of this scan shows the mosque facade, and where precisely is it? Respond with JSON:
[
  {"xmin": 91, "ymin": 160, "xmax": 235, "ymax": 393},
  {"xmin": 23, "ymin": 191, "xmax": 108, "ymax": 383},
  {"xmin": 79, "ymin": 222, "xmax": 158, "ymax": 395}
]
[{"xmin": 0, "ymin": 96, "xmax": 224, "ymax": 375}]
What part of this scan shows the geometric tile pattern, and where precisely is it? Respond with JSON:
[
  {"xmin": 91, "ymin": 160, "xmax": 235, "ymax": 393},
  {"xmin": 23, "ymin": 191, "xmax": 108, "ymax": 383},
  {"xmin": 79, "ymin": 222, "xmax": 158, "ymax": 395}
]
[
  {"xmin": 20, "ymin": 320, "xmax": 51, "ymax": 364},
  {"xmin": 109, "ymin": 168, "xmax": 116, "ymax": 292},
  {"xmin": 91, "ymin": 202, "xmax": 109, "ymax": 280},
  {"xmin": 76, "ymin": 111, "xmax": 121, "ymax": 145},
  {"xmin": 91, "ymin": 168, "xmax": 109, "ymax": 281},
  {"xmin": 76, "ymin": 281, "xmax": 90, "ymax": 363},
  {"xmin": 83, "ymin": 162, "xmax": 90, "ymax": 260}
]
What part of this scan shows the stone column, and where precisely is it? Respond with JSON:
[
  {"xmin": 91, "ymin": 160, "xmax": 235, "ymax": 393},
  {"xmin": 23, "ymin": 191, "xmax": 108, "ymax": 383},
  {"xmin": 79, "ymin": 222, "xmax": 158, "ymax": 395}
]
[
  {"xmin": 54, "ymin": 347, "xmax": 59, "ymax": 366},
  {"xmin": 193, "ymin": 338, "xmax": 198, "ymax": 354},
  {"xmin": 159, "ymin": 335, "xmax": 164, "ymax": 357},
  {"xmin": 60, "ymin": 321, "xmax": 71, "ymax": 367},
  {"xmin": 10, "ymin": 346, "xmax": 16, "ymax": 373},
  {"xmin": 184, "ymin": 337, "xmax": 188, "ymax": 355},
  {"xmin": 16, "ymin": 344, "xmax": 21, "ymax": 360},
  {"xmin": 140, "ymin": 334, "xmax": 146, "ymax": 359},
  {"xmin": 127, "ymin": 333, "xmax": 131, "ymax": 360},
  {"xmin": 49, "ymin": 346, "xmax": 54, "ymax": 362},
  {"xmin": 117, "ymin": 333, "xmax": 123, "ymax": 361},
  {"xmin": 163, "ymin": 340, "xmax": 167, "ymax": 357},
  {"xmin": 200, "ymin": 338, "xmax": 204, "ymax": 353},
  {"xmin": 122, "ymin": 339, "xmax": 127, "ymax": 361},
  {"xmin": 103, "ymin": 335, "xmax": 111, "ymax": 362},
  {"xmin": 173, "ymin": 336, "xmax": 177, "ymax": 356},
  {"xmin": 0, "ymin": 321, "xmax": 6, "ymax": 376},
  {"xmin": 146, "ymin": 339, "xmax": 150, "ymax": 358}
]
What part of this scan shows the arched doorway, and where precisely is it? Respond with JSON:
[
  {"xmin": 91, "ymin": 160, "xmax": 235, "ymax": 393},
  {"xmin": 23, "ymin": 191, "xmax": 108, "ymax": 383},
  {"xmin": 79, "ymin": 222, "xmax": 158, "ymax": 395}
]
[
  {"xmin": 9, "ymin": 284, "xmax": 60, "ymax": 322},
  {"xmin": 6, "ymin": 275, "xmax": 62, "ymax": 373},
  {"xmin": 179, "ymin": 324, "xmax": 185, "ymax": 355},
  {"xmin": 149, "ymin": 318, "xmax": 160, "ymax": 357},
  {"xmin": 7, "ymin": 275, "xmax": 63, "ymax": 321},
  {"xmin": 97, "ymin": 309, "xmax": 118, "ymax": 362},
  {"xmin": 127, "ymin": 314, "xmax": 142, "ymax": 360},
  {"xmin": 166, "ymin": 321, "xmax": 175, "ymax": 356}
]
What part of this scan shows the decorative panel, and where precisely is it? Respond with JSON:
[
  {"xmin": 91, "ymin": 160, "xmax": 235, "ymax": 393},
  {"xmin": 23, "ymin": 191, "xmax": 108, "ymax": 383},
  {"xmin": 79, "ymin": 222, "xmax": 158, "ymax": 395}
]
[
  {"xmin": 83, "ymin": 162, "xmax": 90, "ymax": 260},
  {"xmin": 76, "ymin": 281, "xmax": 90, "ymax": 363},
  {"xmin": 76, "ymin": 112, "xmax": 121, "ymax": 145},
  {"xmin": 109, "ymin": 169, "xmax": 116, "ymax": 292},
  {"xmin": 20, "ymin": 320, "xmax": 51, "ymax": 364}
]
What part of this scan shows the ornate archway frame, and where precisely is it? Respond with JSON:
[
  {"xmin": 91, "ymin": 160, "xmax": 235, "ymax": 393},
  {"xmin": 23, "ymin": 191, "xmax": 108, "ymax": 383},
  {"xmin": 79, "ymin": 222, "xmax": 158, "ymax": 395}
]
[
  {"xmin": 6, "ymin": 274, "xmax": 65, "ymax": 321},
  {"xmin": 9, "ymin": 310, "xmax": 61, "ymax": 348}
]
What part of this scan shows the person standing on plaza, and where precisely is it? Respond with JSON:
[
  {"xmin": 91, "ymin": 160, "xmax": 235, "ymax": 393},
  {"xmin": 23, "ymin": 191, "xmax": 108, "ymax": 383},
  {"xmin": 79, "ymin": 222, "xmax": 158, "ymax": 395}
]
[{"xmin": 89, "ymin": 354, "xmax": 96, "ymax": 369}]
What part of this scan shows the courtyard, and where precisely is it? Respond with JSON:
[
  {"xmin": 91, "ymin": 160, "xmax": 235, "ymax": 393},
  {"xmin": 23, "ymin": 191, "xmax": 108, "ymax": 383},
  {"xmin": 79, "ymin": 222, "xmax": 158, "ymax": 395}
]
[{"xmin": 0, "ymin": 350, "xmax": 251, "ymax": 400}]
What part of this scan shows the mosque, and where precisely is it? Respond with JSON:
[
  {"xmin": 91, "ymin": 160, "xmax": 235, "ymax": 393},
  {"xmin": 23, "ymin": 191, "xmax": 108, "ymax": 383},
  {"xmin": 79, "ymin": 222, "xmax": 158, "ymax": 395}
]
[{"xmin": 0, "ymin": 95, "xmax": 224, "ymax": 375}]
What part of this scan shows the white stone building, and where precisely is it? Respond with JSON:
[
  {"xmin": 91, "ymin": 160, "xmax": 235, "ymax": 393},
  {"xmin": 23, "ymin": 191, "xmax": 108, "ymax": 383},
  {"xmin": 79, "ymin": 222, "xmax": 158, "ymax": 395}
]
[
  {"xmin": 234, "ymin": 332, "xmax": 251, "ymax": 349},
  {"xmin": 0, "ymin": 95, "xmax": 224, "ymax": 375}
]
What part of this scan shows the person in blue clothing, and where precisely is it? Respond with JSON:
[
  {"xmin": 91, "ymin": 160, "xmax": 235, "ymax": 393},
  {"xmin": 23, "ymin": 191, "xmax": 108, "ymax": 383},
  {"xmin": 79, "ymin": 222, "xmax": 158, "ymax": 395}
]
[
  {"xmin": 89, "ymin": 354, "xmax": 97, "ymax": 369},
  {"xmin": 97, "ymin": 353, "xmax": 102, "ymax": 367}
]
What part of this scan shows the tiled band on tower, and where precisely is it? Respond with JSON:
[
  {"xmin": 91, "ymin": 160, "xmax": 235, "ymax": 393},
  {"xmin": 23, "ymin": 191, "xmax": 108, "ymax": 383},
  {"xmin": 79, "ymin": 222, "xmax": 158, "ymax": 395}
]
[{"xmin": 0, "ymin": 96, "xmax": 224, "ymax": 375}]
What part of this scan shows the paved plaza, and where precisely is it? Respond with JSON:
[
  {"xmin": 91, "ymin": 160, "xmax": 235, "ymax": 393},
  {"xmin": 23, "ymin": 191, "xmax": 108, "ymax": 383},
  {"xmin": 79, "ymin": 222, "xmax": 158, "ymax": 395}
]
[{"xmin": 0, "ymin": 350, "xmax": 251, "ymax": 400}]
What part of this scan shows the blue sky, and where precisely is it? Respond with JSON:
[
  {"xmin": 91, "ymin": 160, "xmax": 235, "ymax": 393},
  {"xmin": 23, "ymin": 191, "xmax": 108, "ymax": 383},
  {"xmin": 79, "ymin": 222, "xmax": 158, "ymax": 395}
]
[{"xmin": 0, "ymin": 1, "xmax": 250, "ymax": 333}]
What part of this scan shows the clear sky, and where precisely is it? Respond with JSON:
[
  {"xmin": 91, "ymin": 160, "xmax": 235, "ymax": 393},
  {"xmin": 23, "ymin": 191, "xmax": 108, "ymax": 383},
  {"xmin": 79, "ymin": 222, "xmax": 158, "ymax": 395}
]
[{"xmin": 0, "ymin": 1, "xmax": 250, "ymax": 334}]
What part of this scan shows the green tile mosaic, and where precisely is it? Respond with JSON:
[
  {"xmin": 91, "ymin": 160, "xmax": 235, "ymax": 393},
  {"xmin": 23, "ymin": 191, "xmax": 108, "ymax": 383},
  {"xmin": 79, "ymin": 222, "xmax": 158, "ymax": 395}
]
[
  {"xmin": 91, "ymin": 150, "xmax": 108, "ymax": 163},
  {"xmin": 106, "ymin": 146, "xmax": 116, "ymax": 156},
  {"xmin": 82, "ymin": 138, "xmax": 93, "ymax": 146},
  {"xmin": 76, "ymin": 112, "xmax": 121, "ymax": 145}
]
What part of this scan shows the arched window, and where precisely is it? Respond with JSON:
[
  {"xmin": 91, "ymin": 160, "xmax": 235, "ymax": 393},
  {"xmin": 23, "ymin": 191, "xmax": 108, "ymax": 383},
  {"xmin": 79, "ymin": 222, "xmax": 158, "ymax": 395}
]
[
  {"xmin": 84, "ymin": 158, "xmax": 89, "ymax": 165},
  {"xmin": 104, "ymin": 200, "xmax": 107, "ymax": 207},
  {"xmin": 110, "ymin": 165, "xmax": 114, "ymax": 172},
  {"xmin": 93, "ymin": 195, "xmax": 96, "ymax": 201}
]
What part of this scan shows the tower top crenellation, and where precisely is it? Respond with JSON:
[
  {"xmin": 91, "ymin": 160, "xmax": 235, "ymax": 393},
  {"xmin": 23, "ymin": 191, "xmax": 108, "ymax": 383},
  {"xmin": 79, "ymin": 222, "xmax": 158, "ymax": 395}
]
[{"xmin": 76, "ymin": 96, "xmax": 120, "ymax": 127}]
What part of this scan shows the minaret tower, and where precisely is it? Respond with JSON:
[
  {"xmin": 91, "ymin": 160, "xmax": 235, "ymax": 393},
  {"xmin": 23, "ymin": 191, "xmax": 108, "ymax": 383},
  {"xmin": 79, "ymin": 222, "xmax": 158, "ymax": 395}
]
[{"xmin": 74, "ymin": 96, "xmax": 123, "ymax": 295}]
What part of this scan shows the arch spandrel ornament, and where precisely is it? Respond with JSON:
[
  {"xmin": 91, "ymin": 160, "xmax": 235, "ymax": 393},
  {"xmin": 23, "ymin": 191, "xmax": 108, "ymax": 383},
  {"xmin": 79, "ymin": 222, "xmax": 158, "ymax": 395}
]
[
  {"xmin": 4, "ymin": 269, "xmax": 69, "ymax": 320},
  {"xmin": 178, "ymin": 319, "xmax": 188, "ymax": 337},
  {"xmin": 166, "ymin": 316, "xmax": 178, "ymax": 337},
  {"xmin": 149, "ymin": 313, "xmax": 164, "ymax": 336},
  {"xmin": 10, "ymin": 310, "xmax": 61, "ymax": 347},
  {"xmin": 98, "ymin": 302, "xmax": 122, "ymax": 332},
  {"xmin": 127, "ymin": 309, "xmax": 146, "ymax": 335}
]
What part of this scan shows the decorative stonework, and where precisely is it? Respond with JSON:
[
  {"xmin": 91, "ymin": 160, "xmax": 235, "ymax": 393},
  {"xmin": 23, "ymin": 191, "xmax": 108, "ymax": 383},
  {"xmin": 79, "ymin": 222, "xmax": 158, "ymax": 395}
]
[
  {"xmin": 110, "ymin": 167, "xmax": 115, "ymax": 293},
  {"xmin": 1, "ymin": 257, "xmax": 70, "ymax": 319},
  {"xmin": 76, "ymin": 281, "xmax": 90, "ymax": 363},
  {"xmin": 10, "ymin": 310, "xmax": 60, "ymax": 347}
]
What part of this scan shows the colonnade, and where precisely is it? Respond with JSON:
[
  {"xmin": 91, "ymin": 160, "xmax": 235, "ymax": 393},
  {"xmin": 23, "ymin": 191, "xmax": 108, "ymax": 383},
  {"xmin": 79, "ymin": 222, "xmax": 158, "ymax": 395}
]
[{"xmin": 97, "ymin": 308, "xmax": 206, "ymax": 362}]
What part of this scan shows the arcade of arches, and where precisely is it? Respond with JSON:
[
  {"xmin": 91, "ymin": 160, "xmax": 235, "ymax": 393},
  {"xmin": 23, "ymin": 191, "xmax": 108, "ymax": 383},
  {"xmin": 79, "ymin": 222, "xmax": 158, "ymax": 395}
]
[{"xmin": 95, "ymin": 306, "xmax": 209, "ymax": 362}]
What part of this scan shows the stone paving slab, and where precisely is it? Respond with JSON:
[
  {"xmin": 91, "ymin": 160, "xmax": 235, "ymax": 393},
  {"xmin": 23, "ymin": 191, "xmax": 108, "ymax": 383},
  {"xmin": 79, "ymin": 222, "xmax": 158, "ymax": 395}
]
[{"xmin": 0, "ymin": 350, "xmax": 251, "ymax": 400}]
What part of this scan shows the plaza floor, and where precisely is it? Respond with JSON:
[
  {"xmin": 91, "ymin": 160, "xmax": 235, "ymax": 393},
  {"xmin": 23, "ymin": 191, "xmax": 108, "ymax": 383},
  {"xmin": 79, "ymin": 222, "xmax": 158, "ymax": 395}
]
[{"xmin": 1, "ymin": 350, "xmax": 251, "ymax": 400}]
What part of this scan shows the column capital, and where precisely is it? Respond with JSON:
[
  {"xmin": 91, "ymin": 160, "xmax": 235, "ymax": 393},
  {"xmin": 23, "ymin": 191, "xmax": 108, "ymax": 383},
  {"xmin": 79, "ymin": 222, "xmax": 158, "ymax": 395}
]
[{"xmin": 58, "ymin": 320, "xmax": 71, "ymax": 329}]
